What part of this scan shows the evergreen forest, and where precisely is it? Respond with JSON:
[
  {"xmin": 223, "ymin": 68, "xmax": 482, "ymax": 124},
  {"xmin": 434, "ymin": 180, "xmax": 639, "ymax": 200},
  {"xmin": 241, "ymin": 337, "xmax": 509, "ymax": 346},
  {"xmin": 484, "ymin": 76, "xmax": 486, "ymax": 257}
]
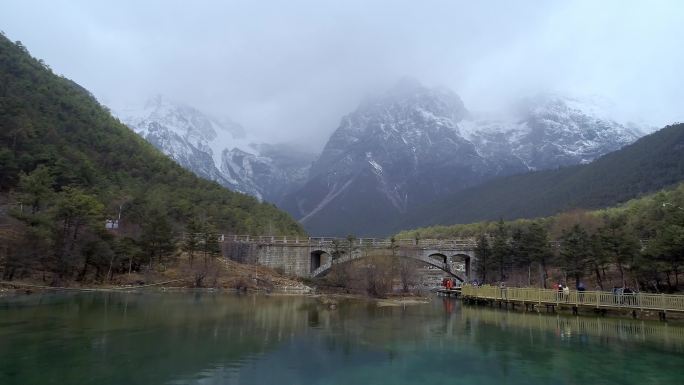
[{"xmin": 398, "ymin": 183, "xmax": 684, "ymax": 292}]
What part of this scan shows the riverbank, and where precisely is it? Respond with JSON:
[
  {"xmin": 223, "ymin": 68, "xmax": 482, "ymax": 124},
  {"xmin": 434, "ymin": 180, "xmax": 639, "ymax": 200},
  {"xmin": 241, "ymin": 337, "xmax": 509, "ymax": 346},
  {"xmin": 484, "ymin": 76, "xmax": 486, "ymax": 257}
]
[
  {"xmin": 0, "ymin": 258, "xmax": 312, "ymax": 295},
  {"xmin": 0, "ymin": 277, "xmax": 433, "ymax": 309}
]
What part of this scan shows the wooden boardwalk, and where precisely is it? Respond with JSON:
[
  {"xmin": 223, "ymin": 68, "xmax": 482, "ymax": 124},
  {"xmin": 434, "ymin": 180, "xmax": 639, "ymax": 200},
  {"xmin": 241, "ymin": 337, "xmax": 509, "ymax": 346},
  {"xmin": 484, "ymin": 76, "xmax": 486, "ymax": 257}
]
[{"xmin": 461, "ymin": 285, "xmax": 684, "ymax": 319}]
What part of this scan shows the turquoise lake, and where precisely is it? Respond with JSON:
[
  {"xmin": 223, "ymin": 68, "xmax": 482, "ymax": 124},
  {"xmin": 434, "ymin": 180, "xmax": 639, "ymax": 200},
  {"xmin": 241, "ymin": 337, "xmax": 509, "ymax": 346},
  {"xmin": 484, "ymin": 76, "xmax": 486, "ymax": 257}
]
[{"xmin": 1, "ymin": 292, "xmax": 682, "ymax": 384}]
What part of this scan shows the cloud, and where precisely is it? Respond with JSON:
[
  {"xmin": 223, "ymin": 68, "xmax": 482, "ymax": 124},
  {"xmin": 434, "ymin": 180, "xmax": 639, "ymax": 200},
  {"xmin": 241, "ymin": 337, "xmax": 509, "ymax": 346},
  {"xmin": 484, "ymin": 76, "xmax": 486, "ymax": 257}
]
[{"xmin": 1, "ymin": 0, "xmax": 682, "ymax": 147}]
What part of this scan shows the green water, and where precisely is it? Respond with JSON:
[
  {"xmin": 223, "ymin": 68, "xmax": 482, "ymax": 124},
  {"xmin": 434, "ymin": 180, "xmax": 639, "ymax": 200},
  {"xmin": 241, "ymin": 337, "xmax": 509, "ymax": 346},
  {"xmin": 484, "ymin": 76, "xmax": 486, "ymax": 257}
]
[{"xmin": 1, "ymin": 292, "xmax": 683, "ymax": 385}]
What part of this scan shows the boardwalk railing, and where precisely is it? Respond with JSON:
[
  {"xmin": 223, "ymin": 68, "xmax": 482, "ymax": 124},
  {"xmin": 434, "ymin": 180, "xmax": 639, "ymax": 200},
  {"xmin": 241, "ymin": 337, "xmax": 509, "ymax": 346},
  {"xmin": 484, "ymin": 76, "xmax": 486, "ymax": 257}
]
[
  {"xmin": 461, "ymin": 285, "xmax": 684, "ymax": 313},
  {"xmin": 216, "ymin": 234, "xmax": 476, "ymax": 250}
]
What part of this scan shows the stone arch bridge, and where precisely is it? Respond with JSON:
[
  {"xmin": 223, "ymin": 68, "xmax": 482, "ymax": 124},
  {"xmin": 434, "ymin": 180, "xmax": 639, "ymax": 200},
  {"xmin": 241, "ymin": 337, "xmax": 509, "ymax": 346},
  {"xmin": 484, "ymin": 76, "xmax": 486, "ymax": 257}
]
[{"xmin": 220, "ymin": 235, "xmax": 476, "ymax": 282}]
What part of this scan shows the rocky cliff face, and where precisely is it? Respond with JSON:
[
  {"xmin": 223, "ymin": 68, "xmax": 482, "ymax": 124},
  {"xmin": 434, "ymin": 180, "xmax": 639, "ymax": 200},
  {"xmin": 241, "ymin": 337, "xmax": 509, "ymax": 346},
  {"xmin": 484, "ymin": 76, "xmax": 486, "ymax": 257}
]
[{"xmin": 282, "ymin": 81, "xmax": 643, "ymax": 236}]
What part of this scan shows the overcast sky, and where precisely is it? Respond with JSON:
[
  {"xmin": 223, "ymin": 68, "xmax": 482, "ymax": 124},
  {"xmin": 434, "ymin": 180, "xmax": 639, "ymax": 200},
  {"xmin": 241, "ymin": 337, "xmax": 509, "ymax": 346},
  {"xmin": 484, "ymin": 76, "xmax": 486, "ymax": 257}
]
[{"xmin": 1, "ymin": 0, "xmax": 683, "ymax": 148}]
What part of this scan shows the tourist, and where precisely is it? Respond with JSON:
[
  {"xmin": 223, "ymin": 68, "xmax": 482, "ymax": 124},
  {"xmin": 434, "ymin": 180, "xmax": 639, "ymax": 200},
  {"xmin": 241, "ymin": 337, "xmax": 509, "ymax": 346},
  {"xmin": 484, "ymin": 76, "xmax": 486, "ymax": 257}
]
[
  {"xmin": 577, "ymin": 283, "xmax": 586, "ymax": 303},
  {"xmin": 563, "ymin": 285, "xmax": 570, "ymax": 302},
  {"xmin": 624, "ymin": 287, "xmax": 635, "ymax": 306}
]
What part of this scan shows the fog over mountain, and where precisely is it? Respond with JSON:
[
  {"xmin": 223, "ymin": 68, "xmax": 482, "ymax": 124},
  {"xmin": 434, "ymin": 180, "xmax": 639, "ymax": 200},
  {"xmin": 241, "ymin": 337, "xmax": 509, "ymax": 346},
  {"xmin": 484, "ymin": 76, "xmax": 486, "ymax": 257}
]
[
  {"xmin": 1, "ymin": 0, "xmax": 682, "ymax": 150},
  {"xmin": 280, "ymin": 80, "xmax": 644, "ymax": 235}
]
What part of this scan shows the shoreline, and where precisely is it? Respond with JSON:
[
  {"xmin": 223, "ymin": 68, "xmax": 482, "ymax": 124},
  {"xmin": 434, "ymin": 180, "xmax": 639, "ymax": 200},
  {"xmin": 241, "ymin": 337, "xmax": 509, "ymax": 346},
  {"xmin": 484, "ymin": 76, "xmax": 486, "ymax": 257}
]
[
  {"xmin": 2, "ymin": 282, "xmax": 682, "ymax": 322},
  {"xmin": 0, "ymin": 280, "xmax": 432, "ymax": 306}
]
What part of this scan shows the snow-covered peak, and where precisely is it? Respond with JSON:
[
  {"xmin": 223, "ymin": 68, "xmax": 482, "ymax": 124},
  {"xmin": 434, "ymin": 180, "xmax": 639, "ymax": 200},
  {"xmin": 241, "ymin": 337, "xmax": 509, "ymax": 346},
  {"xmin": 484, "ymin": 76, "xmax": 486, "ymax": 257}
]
[
  {"xmin": 353, "ymin": 80, "xmax": 466, "ymax": 124},
  {"xmin": 116, "ymin": 95, "xmax": 259, "ymax": 167},
  {"xmin": 458, "ymin": 93, "xmax": 645, "ymax": 171},
  {"xmin": 519, "ymin": 93, "xmax": 643, "ymax": 134},
  {"xmin": 115, "ymin": 96, "xmax": 313, "ymax": 203}
]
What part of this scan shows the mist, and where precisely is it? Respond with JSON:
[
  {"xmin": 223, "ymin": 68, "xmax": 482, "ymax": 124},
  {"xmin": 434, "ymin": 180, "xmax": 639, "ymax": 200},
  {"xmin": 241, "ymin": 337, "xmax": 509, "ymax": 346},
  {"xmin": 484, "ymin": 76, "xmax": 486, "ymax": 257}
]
[{"xmin": 1, "ymin": 0, "xmax": 682, "ymax": 148}]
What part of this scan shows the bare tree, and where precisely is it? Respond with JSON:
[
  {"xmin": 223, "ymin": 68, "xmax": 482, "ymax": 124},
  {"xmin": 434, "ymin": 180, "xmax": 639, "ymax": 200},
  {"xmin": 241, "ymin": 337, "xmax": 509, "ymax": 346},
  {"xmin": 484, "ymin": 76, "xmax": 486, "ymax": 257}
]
[
  {"xmin": 398, "ymin": 258, "xmax": 419, "ymax": 293},
  {"xmin": 362, "ymin": 255, "xmax": 395, "ymax": 297}
]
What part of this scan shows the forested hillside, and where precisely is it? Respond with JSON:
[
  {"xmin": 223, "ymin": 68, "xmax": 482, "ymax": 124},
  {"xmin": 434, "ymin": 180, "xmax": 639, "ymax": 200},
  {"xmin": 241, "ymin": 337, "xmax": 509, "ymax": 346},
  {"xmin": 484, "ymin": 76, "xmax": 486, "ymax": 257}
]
[
  {"xmin": 399, "ymin": 122, "xmax": 684, "ymax": 231},
  {"xmin": 0, "ymin": 35, "xmax": 303, "ymax": 284},
  {"xmin": 398, "ymin": 184, "xmax": 684, "ymax": 292}
]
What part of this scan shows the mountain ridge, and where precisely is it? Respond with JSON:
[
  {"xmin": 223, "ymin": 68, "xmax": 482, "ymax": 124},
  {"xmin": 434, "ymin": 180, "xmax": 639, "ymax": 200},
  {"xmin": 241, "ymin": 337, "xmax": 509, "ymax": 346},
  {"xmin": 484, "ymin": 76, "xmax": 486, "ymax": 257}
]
[
  {"xmin": 282, "ymin": 81, "xmax": 644, "ymax": 236},
  {"xmin": 397, "ymin": 122, "xmax": 684, "ymax": 232}
]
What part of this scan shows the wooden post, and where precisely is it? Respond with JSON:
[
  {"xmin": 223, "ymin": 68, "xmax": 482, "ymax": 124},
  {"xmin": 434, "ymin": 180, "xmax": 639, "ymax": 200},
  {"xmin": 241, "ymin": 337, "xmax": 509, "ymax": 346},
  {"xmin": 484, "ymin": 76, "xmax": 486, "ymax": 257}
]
[
  {"xmin": 538, "ymin": 288, "xmax": 541, "ymax": 306},
  {"xmin": 596, "ymin": 291, "xmax": 600, "ymax": 309},
  {"xmin": 556, "ymin": 289, "xmax": 559, "ymax": 306}
]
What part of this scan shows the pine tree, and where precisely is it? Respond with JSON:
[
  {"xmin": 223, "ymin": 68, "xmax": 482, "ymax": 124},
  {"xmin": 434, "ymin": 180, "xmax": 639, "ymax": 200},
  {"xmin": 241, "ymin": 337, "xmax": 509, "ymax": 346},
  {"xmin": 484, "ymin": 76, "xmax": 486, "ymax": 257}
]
[
  {"xmin": 558, "ymin": 224, "xmax": 592, "ymax": 288},
  {"xmin": 598, "ymin": 214, "xmax": 639, "ymax": 287},
  {"xmin": 53, "ymin": 188, "xmax": 105, "ymax": 283},
  {"xmin": 510, "ymin": 227, "xmax": 530, "ymax": 284},
  {"xmin": 183, "ymin": 218, "xmax": 202, "ymax": 267},
  {"xmin": 490, "ymin": 220, "xmax": 510, "ymax": 282},
  {"xmin": 474, "ymin": 233, "xmax": 491, "ymax": 284},
  {"xmin": 140, "ymin": 208, "xmax": 175, "ymax": 269},
  {"xmin": 17, "ymin": 165, "xmax": 54, "ymax": 214},
  {"xmin": 201, "ymin": 222, "xmax": 221, "ymax": 263},
  {"xmin": 510, "ymin": 222, "xmax": 551, "ymax": 287},
  {"xmin": 526, "ymin": 222, "xmax": 552, "ymax": 288}
]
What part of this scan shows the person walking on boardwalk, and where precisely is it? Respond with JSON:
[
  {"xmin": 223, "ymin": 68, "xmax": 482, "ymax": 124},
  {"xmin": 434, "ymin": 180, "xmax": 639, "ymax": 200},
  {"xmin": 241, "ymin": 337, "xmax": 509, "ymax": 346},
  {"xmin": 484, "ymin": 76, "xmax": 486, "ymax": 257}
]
[
  {"xmin": 563, "ymin": 285, "xmax": 570, "ymax": 302},
  {"xmin": 577, "ymin": 282, "xmax": 586, "ymax": 303}
]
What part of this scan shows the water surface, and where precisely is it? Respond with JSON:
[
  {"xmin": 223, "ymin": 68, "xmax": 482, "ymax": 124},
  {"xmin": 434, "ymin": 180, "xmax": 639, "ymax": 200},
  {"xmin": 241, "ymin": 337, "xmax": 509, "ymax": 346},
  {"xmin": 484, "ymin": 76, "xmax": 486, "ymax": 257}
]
[{"xmin": 0, "ymin": 292, "xmax": 682, "ymax": 384}]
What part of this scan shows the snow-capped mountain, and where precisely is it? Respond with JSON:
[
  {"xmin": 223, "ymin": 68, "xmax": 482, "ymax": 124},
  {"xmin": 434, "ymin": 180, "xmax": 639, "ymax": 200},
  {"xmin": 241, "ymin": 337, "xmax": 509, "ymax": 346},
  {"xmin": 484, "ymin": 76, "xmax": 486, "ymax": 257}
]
[
  {"xmin": 460, "ymin": 94, "xmax": 644, "ymax": 169},
  {"xmin": 117, "ymin": 96, "xmax": 313, "ymax": 202},
  {"xmin": 282, "ymin": 80, "xmax": 644, "ymax": 236},
  {"xmin": 115, "ymin": 87, "xmax": 644, "ymax": 236}
]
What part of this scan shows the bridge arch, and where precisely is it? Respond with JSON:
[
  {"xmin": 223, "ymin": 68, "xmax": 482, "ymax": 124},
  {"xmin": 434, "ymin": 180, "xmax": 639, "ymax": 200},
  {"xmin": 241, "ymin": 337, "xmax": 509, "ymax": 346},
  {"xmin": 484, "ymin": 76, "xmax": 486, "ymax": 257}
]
[
  {"xmin": 427, "ymin": 253, "xmax": 448, "ymax": 265},
  {"xmin": 312, "ymin": 252, "xmax": 465, "ymax": 282},
  {"xmin": 310, "ymin": 250, "xmax": 330, "ymax": 273},
  {"xmin": 450, "ymin": 253, "xmax": 473, "ymax": 282}
]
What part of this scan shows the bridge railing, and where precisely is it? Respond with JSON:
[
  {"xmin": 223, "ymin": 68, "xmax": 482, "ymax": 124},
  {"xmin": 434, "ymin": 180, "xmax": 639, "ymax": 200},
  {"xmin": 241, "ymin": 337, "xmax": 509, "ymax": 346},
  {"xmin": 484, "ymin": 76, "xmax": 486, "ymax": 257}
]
[
  {"xmin": 215, "ymin": 234, "xmax": 476, "ymax": 249},
  {"xmin": 461, "ymin": 285, "xmax": 684, "ymax": 313}
]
